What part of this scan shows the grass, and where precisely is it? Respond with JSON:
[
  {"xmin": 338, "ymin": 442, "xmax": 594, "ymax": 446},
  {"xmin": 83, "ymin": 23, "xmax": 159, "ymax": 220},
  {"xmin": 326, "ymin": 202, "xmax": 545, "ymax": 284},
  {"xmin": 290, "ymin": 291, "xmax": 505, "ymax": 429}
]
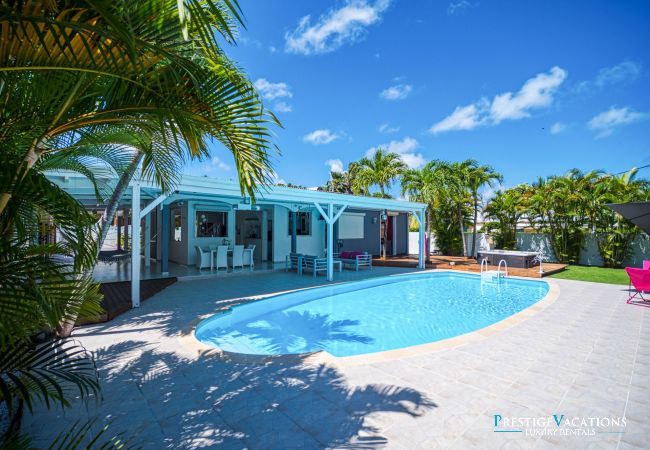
[{"xmin": 549, "ymin": 265, "xmax": 629, "ymax": 285}]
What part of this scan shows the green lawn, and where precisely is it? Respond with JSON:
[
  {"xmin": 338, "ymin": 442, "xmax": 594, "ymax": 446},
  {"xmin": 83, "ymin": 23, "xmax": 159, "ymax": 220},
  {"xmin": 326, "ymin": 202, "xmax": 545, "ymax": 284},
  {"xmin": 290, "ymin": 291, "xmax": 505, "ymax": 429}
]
[{"xmin": 549, "ymin": 265, "xmax": 630, "ymax": 285}]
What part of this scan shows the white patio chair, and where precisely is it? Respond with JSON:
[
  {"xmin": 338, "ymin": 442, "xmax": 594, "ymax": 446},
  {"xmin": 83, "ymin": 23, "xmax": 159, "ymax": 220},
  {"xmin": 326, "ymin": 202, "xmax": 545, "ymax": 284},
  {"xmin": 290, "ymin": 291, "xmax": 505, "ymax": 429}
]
[
  {"xmin": 195, "ymin": 246, "xmax": 211, "ymax": 270},
  {"xmin": 215, "ymin": 245, "xmax": 229, "ymax": 271},
  {"xmin": 231, "ymin": 245, "xmax": 244, "ymax": 270},
  {"xmin": 243, "ymin": 244, "xmax": 255, "ymax": 270}
]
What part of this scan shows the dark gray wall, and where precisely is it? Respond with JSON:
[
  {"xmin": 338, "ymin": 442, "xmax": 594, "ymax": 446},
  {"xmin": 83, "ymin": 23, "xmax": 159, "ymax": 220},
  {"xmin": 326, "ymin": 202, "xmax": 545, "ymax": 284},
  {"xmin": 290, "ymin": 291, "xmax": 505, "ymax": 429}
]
[
  {"xmin": 395, "ymin": 213, "xmax": 409, "ymax": 255},
  {"xmin": 338, "ymin": 209, "xmax": 381, "ymax": 256}
]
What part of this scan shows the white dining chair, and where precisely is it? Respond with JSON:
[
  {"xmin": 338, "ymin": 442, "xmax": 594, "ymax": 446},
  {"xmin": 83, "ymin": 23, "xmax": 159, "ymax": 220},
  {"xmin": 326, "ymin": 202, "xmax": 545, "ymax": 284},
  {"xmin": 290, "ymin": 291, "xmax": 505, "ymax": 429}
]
[
  {"xmin": 231, "ymin": 245, "xmax": 244, "ymax": 270},
  {"xmin": 215, "ymin": 245, "xmax": 229, "ymax": 272},
  {"xmin": 195, "ymin": 246, "xmax": 211, "ymax": 270},
  {"xmin": 243, "ymin": 244, "xmax": 255, "ymax": 270}
]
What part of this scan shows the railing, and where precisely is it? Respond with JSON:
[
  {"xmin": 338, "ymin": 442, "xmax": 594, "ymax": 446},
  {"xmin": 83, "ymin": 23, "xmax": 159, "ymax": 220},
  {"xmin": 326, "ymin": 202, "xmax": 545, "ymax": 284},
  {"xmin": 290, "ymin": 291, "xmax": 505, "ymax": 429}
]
[
  {"xmin": 497, "ymin": 259, "xmax": 508, "ymax": 278},
  {"xmin": 480, "ymin": 258, "xmax": 489, "ymax": 276}
]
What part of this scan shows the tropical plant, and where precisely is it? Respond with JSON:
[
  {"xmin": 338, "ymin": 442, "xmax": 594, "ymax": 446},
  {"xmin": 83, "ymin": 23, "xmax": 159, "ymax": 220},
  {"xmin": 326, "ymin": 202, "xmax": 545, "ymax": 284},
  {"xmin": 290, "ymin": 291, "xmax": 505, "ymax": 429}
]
[
  {"xmin": 462, "ymin": 161, "xmax": 503, "ymax": 257},
  {"xmin": 323, "ymin": 162, "xmax": 360, "ymax": 194},
  {"xmin": 482, "ymin": 185, "xmax": 528, "ymax": 249},
  {"xmin": 353, "ymin": 149, "xmax": 407, "ymax": 198},
  {"xmin": 0, "ymin": 0, "xmax": 279, "ymax": 445},
  {"xmin": 589, "ymin": 169, "xmax": 650, "ymax": 267},
  {"xmin": 355, "ymin": 149, "xmax": 406, "ymax": 257}
]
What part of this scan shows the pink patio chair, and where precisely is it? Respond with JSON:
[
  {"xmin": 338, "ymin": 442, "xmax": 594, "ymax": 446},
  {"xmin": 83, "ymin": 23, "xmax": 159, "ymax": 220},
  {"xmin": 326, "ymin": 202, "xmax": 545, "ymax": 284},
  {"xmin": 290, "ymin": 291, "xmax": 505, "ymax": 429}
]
[
  {"xmin": 625, "ymin": 267, "xmax": 650, "ymax": 306},
  {"xmin": 643, "ymin": 260, "xmax": 650, "ymax": 270}
]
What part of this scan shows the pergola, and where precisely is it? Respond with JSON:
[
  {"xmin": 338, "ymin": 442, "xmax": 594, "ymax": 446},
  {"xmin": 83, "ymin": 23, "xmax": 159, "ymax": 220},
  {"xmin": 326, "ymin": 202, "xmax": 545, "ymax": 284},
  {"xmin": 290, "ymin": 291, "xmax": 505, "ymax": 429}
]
[{"xmin": 48, "ymin": 171, "xmax": 427, "ymax": 308}]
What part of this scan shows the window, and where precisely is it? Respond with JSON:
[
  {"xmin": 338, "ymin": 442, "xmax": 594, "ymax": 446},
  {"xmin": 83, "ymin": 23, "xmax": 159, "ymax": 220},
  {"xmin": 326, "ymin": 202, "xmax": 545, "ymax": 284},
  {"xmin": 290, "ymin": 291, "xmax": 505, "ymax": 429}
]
[
  {"xmin": 196, "ymin": 211, "xmax": 228, "ymax": 237},
  {"xmin": 339, "ymin": 213, "xmax": 365, "ymax": 239},
  {"xmin": 288, "ymin": 212, "xmax": 311, "ymax": 236}
]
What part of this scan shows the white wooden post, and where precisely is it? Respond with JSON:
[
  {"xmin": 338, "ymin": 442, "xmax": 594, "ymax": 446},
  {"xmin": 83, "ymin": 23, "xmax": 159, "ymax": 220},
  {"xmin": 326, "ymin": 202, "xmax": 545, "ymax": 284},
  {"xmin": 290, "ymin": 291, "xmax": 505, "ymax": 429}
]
[
  {"xmin": 261, "ymin": 209, "xmax": 268, "ymax": 261},
  {"xmin": 131, "ymin": 177, "xmax": 141, "ymax": 307},
  {"xmin": 327, "ymin": 203, "xmax": 333, "ymax": 281},
  {"xmin": 418, "ymin": 209, "xmax": 425, "ymax": 269}
]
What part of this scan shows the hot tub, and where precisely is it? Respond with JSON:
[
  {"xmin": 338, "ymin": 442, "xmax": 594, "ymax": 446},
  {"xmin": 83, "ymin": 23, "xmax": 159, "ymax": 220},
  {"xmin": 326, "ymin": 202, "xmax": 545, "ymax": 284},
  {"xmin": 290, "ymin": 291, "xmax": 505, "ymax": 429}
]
[{"xmin": 477, "ymin": 250, "xmax": 539, "ymax": 269}]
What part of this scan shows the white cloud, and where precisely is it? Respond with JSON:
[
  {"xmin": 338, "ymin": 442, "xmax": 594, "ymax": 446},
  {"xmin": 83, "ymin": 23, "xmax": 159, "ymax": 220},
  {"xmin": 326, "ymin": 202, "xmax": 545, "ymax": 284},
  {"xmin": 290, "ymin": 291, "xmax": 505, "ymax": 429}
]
[
  {"xmin": 430, "ymin": 66, "xmax": 567, "ymax": 134},
  {"xmin": 367, "ymin": 136, "xmax": 425, "ymax": 169},
  {"xmin": 274, "ymin": 101, "xmax": 293, "ymax": 113},
  {"xmin": 378, "ymin": 122, "xmax": 400, "ymax": 133},
  {"xmin": 285, "ymin": 0, "xmax": 390, "ymax": 55},
  {"xmin": 211, "ymin": 156, "xmax": 231, "ymax": 171},
  {"xmin": 269, "ymin": 45, "xmax": 277, "ymax": 53},
  {"xmin": 379, "ymin": 83, "xmax": 412, "ymax": 101},
  {"xmin": 550, "ymin": 122, "xmax": 567, "ymax": 134},
  {"xmin": 253, "ymin": 78, "xmax": 293, "ymax": 100},
  {"xmin": 303, "ymin": 129, "xmax": 339, "ymax": 145},
  {"xmin": 447, "ymin": 0, "xmax": 473, "ymax": 15},
  {"xmin": 269, "ymin": 170, "xmax": 287, "ymax": 185},
  {"xmin": 588, "ymin": 106, "xmax": 648, "ymax": 138},
  {"xmin": 326, "ymin": 158, "xmax": 344, "ymax": 173},
  {"xmin": 576, "ymin": 60, "xmax": 641, "ymax": 93}
]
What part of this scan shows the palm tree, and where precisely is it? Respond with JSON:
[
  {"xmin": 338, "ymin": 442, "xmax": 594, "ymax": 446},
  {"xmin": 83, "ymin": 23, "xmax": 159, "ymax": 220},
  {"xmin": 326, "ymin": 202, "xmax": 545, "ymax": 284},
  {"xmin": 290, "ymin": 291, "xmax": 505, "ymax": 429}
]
[
  {"xmin": 482, "ymin": 186, "xmax": 528, "ymax": 249},
  {"xmin": 354, "ymin": 149, "xmax": 407, "ymax": 257},
  {"xmin": 324, "ymin": 162, "xmax": 361, "ymax": 194},
  {"xmin": 401, "ymin": 162, "xmax": 444, "ymax": 262},
  {"xmin": 463, "ymin": 161, "xmax": 503, "ymax": 257},
  {"xmin": 444, "ymin": 161, "xmax": 474, "ymax": 257},
  {"xmin": 0, "ymin": 0, "xmax": 279, "ymax": 217}
]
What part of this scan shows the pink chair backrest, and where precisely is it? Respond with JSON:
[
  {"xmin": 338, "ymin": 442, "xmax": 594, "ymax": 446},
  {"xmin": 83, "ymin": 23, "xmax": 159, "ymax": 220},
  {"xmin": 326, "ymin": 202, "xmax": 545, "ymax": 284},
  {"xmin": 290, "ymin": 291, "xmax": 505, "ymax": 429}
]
[
  {"xmin": 643, "ymin": 260, "xmax": 650, "ymax": 270},
  {"xmin": 626, "ymin": 267, "xmax": 650, "ymax": 291}
]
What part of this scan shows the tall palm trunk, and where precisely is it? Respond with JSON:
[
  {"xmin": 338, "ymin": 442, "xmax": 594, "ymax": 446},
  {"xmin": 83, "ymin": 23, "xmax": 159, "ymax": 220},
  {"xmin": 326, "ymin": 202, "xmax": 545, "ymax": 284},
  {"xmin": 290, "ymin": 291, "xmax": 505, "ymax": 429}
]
[
  {"xmin": 97, "ymin": 152, "xmax": 143, "ymax": 254},
  {"xmin": 458, "ymin": 204, "xmax": 467, "ymax": 257},
  {"xmin": 470, "ymin": 193, "xmax": 478, "ymax": 258}
]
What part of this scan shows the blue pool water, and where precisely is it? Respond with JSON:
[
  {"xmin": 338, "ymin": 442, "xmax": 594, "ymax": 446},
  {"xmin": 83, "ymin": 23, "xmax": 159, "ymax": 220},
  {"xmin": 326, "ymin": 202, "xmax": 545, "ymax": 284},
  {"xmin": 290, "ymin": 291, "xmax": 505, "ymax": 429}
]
[{"xmin": 195, "ymin": 272, "xmax": 549, "ymax": 357}]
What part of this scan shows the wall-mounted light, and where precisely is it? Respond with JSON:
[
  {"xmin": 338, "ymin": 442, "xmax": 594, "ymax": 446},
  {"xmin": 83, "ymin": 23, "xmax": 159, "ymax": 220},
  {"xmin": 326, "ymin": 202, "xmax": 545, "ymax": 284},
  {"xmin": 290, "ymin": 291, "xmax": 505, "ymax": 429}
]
[
  {"xmin": 380, "ymin": 210, "xmax": 388, "ymax": 221},
  {"xmin": 372, "ymin": 217, "xmax": 378, "ymax": 224}
]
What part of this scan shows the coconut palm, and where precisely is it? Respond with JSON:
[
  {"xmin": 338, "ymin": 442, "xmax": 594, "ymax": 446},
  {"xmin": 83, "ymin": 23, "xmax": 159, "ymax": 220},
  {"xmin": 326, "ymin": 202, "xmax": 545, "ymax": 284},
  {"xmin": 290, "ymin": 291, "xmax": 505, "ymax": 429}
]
[
  {"xmin": 0, "ymin": 0, "xmax": 279, "ymax": 217},
  {"xmin": 353, "ymin": 149, "xmax": 407, "ymax": 198},
  {"xmin": 354, "ymin": 149, "xmax": 406, "ymax": 257},
  {"xmin": 482, "ymin": 186, "xmax": 528, "ymax": 249},
  {"xmin": 462, "ymin": 161, "xmax": 503, "ymax": 257}
]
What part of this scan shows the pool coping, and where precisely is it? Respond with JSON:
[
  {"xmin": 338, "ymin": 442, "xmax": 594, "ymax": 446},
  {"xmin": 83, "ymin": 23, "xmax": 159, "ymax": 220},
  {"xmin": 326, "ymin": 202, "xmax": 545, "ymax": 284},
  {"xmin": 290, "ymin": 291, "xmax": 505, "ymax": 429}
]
[{"xmin": 179, "ymin": 269, "xmax": 560, "ymax": 366}]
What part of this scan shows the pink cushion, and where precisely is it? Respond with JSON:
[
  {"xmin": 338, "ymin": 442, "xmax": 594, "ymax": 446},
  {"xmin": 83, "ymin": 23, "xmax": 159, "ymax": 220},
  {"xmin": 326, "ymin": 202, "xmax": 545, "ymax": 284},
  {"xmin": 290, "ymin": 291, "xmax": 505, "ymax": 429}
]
[
  {"xmin": 643, "ymin": 260, "xmax": 650, "ymax": 270},
  {"xmin": 339, "ymin": 251, "xmax": 352, "ymax": 259}
]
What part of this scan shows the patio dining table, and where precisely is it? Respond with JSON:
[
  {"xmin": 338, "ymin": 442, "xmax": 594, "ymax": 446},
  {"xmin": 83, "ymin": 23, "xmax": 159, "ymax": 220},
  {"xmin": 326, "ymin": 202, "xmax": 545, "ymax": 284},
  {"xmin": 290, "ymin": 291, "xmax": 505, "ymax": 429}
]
[{"xmin": 209, "ymin": 247, "xmax": 254, "ymax": 270}]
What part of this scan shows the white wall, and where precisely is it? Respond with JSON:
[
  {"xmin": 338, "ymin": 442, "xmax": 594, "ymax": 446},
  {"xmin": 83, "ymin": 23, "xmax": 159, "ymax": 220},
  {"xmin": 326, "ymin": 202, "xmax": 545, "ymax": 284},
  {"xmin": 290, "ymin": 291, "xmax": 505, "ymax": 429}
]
[{"xmin": 273, "ymin": 205, "xmax": 326, "ymax": 262}]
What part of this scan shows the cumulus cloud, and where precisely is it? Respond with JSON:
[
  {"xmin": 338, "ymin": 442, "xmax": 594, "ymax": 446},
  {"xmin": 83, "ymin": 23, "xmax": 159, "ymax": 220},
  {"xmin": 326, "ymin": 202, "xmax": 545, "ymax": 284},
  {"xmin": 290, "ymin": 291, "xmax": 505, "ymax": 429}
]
[
  {"xmin": 326, "ymin": 159, "xmax": 344, "ymax": 173},
  {"xmin": 447, "ymin": 0, "xmax": 473, "ymax": 15},
  {"xmin": 576, "ymin": 60, "xmax": 642, "ymax": 93},
  {"xmin": 303, "ymin": 129, "xmax": 340, "ymax": 145},
  {"xmin": 550, "ymin": 122, "xmax": 567, "ymax": 134},
  {"xmin": 285, "ymin": 0, "xmax": 390, "ymax": 55},
  {"xmin": 254, "ymin": 78, "xmax": 292, "ymax": 100},
  {"xmin": 274, "ymin": 101, "xmax": 293, "ymax": 113},
  {"xmin": 378, "ymin": 123, "xmax": 400, "ymax": 133},
  {"xmin": 588, "ymin": 106, "xmax": 648, "ymax": 138},
  {"xmin": 430, "ymin": 66, "xmax": 567, "ymax": 134},
  {"xmin": 379, "ymin": 83, "xmax": 412, "ymax": 101},
  {"xmin": 211, "ymin": 156, "xmax": 231, "ymax": 171},
  {"xmin": 367, "ymin": 137, "xmax": 425, "ymax": 169}
]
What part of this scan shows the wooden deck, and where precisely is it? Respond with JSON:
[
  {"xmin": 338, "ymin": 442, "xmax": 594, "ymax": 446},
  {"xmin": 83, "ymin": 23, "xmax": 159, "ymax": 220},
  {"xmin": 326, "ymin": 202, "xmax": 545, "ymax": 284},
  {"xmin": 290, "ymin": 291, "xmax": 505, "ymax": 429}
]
[
  {"xmin": 78, "ymin": 278, "xmax": 177, "ymax": 325},
  {"xmin": 373, "ymin": 255, "xmax": 567, "ymax": 278}
]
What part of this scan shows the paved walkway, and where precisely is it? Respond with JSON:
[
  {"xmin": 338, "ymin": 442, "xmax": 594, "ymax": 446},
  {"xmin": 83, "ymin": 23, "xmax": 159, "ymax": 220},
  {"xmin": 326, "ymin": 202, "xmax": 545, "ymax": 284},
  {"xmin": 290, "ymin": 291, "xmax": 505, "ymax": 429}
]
[{"xmin": 23, "ymin": 268, "xmax": 650, "ymax": 449}]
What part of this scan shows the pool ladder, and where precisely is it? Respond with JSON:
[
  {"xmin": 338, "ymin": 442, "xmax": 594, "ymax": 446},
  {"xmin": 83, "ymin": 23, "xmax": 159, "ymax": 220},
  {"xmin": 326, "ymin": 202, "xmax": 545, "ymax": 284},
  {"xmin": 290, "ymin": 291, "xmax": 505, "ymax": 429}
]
[{"xmin": 480, "ymin": 258, "xmax": 508, "ymax": 279}]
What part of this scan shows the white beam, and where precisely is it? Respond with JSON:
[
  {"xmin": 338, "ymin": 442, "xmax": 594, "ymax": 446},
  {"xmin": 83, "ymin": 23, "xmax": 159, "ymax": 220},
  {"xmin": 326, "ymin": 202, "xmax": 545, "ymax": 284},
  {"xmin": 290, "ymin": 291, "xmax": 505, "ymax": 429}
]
[
  {"xmin": 141, "ymin": 192, "xmax": 169, "ymax": 217},
  {"xmin": 331, "ymin": 204, "xmax": 348, "ymax": 224},
  {"xmin": 314, "ymin": 202, "xmax": 329, "ymax": 223},
  {"xmin": 131, "ymin": 177, "xmax": 141, "ymax": 308}
]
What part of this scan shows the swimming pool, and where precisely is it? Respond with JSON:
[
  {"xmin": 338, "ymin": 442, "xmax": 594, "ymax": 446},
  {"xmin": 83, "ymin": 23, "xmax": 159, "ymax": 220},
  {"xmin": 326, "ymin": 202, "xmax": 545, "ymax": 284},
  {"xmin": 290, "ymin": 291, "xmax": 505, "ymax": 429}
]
[{"xmin": 195, "ymin": 272, "xmax": 549, "ymax": 357}]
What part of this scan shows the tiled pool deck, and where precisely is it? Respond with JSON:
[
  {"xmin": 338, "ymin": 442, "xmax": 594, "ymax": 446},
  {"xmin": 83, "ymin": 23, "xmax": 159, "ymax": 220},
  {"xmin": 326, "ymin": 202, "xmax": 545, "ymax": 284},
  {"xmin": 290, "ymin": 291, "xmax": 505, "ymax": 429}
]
[{"xmin": 24, "ymin": 267, "xmax": 650, "ymax": 449}]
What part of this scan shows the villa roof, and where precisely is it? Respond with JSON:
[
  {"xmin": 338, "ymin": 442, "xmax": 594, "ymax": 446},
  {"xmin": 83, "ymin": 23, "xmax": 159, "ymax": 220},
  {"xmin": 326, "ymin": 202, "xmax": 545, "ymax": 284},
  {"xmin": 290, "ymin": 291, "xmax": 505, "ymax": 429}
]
[{"xmin": 47, "ymin": 171, "xmax": 426, "ymax": 213}]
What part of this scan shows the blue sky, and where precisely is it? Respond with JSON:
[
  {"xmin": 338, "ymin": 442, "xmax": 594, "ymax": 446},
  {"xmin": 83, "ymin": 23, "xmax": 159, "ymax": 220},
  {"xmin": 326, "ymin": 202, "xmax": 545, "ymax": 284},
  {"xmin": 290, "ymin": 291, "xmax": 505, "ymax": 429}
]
[{"xmin": 186, "ymin": 0, "xmax": 650, "ymax": 195}]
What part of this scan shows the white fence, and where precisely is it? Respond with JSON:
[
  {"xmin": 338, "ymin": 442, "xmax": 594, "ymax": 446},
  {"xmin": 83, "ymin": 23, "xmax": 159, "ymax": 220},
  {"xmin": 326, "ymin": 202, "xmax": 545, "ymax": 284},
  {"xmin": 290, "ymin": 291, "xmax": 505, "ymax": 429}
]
[{"xmin": 409, "ymin": 231, "xmax": 650, "ymax": 267}]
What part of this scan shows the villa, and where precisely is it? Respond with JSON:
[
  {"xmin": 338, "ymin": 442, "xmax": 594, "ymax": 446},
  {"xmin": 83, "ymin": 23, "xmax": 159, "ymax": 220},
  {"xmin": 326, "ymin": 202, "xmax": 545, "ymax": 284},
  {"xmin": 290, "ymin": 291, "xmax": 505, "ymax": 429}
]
[{"xmin": 47, "ymin": 171, "xmax": 426, "ymax": 306}]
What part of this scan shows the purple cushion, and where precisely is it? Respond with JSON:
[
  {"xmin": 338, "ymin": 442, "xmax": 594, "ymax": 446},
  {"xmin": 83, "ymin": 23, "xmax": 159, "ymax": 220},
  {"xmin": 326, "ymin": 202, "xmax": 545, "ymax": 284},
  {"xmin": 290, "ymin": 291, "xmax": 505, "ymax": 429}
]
[{"xmin": 339, "ymin": 251, "xmax": 352, "ymax": 259}]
